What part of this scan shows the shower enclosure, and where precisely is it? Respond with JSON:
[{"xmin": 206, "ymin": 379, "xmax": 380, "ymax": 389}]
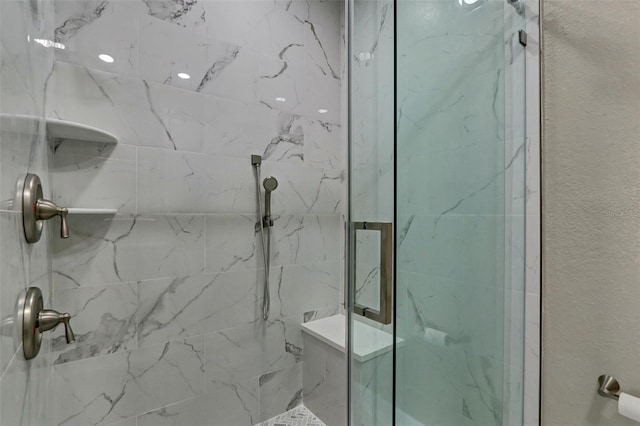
[
  {"xmin": 0, "ymin": 0, "xmax": 534, "ymax": 424},
  {"xmin": 348, "ymin": 0, "xmax": 529, "ymax": 424}
]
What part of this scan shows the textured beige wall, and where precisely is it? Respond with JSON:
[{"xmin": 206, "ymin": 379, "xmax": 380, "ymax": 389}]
[{"xmin": 542, "ymin": 1, "xmax": 640, "ymax": 425}]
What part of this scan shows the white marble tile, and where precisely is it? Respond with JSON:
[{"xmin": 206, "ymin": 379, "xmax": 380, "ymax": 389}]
[
  {"xmin": 104, "ymin": 417, "xmax": 137, "ymax": 426},
  {"xmin": 303, "ymin": 335, "xmax": 347, "ymax": 426},
  {"xmin": 258, "ymin": 363, "xmax": 303, "ymax": 423},
  {"xmin": 269, "ymin": 262, "xmax": 340, "ymax": 319},
  {"xmin": 295, "ymin": 27, "xmax": 341, "ymax": 124},
  {"xmin": 0, "ymin": 123, "xmax": 40, "ymax": 206},
  {"xmin": 54, "ymin": 0, "xmax": 139, "ymax": 77},
  {"xmin": 269, "ymin": 215, "xmax": 305, "ymax": 267},
  {"xmin": 302, "ymin": 306, "xmax": 341, "ymax": 324},
  {"xmin": 205, "ymin": 213, "xmax": 306, "ymax": 273},
  {"xmin": 302, "ymin": 214, "xmax": 342, "ymax": 263},
  {"xmin": 205, "ymin": 214, "xmax": 260, "ymax": 273},
  {"xmin": 52, "ymin": 337, "xmax": 205, "ymax": 426},
  {"xmin": 0, "ymin": 212, "xmax": 28, "ymax": 376},
  {"xmin": 139, "ymin": 13, "xmax": 256, "ymax": 100},
  {"xmin": 52, "ymin": 140, "xmax": 137, "ymax": 213},
  {"xmin": 199, "ymin": 1, "xmax": 305, "ymax": 59},
  {"xmin": 303, "ymin": 118, "xmax": 343, "ymax": 169},
  {"xmin": 302, "ymin": 334, "xmax": 326, "ymax": 397},
  {"xmin": 53, "ymin": 215, "xmax": 204, "ymax": 288},
  {"xmin": 257, "ymin": 49, "xmax": 306, "ymax": 114},
  {"xmin": 142, "ymin": 0, "xmax": 208, "ymax": 31},
  {"xmin": 203, "ymin": 98, "xmax": 280, "ymax": 159},
  {"xmin": 1, "ymin": 0, "xmax": 54, "ymax": 118},
  {"xmin": 261, "ymin": 161, "xmax": 344, "ymax": 216},
  {"xmin": 137, "ymin": 147, "xmax": 255, "ymax": 214},
  {"xmin": 51, "ymin": 282, "xmax": 138, "ymax": 364},
  {"xmin": 396, "ymin": 214, "xmax": 465, "ymax": 282},
  {"xmin": 194, "ymin": 46, "xmax": 262, "ymax": 104},
  {"xmin": 0, "ymin": 342, "xmax": 53, "ymax": 426},
  {"xmin": 205, "ymin": 315, "xmax": 302, "ymax": 385},
  {"xmin": 137, "ymin": 377, "xmax": 259, "ymax": 426},
  {"xmin": 136, "ymin": 270, "xmax": 260, "ymax": 348},
  {"xmin": 0, "ymin": 0, "xmax": 55, "ymax": 423},
  {"xmin": 50, "ymin": 62, "xmax": 177, "ymax": 149},
  {"xmin": 140, "ymin": 84, "xmax": 208, "ymax": 153}
]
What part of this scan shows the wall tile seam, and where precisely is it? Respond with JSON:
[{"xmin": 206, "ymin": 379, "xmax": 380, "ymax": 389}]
[
  {"xmin": 0, "ymin": 343, "xmax": 24, "ymax": 382},
  {"xmin": 135, "ymin": 12, "xmax": 341, "ymax": 62},
  {"xmin": 53, "ymin": 260, "xmax": 342, "ymax": 284},
  {"xmin": 53, "ymin": 59, "xmax": 344, "ymax": 127}
]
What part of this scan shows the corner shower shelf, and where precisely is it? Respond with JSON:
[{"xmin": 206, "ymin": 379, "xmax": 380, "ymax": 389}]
[
  {"xmin": 0, "ymin": 114, "xmax": 118, "ymax": 144},
  {"xmin": 47, "ymin": 118, "xmax": 118, "ymax": 144},
  {"xmin": 66, "ymin": 208, "xmax": 118, "ymax": 215}
]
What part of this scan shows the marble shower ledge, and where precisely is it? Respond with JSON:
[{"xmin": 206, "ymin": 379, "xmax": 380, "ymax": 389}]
[
  {"xmin": 0, "ymin": 114, "xmax": 118, "ymax": 144},
  {"xmin": 66, "ymin": 208, "xmax": 118, "ymax": 215},
  {"xmin": 301, "ymin": 314, "xmax": 404, "ymax": 362}
]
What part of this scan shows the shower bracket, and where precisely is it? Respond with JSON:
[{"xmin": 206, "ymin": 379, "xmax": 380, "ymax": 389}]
[{"xmin": 519, "ymin": 30, "xmax": 528, "ymax": 47}]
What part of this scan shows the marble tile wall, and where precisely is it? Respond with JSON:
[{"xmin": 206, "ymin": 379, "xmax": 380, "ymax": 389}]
[
  {"xmin": 48, "ymin": 1, "xmax": 346, "ymax": 425},
  {"xmin": 0, "ymin": 1, "xmax": 56, "ymax": 425}
]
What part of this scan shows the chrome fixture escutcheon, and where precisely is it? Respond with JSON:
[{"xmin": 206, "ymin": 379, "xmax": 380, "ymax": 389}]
[
  {"xmin": 21, "ymin": 287, "xmax": 75, "ymax": 360},
  {"xmin": 598, "ymin": 375, "xmax": 622, "ymax": 401},
  {"xmin": 22, "ymin": 173, "xmax": 69, "ymax": 243}
]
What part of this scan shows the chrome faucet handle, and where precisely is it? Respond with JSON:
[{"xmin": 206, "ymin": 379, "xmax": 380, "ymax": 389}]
[
  {"xmin": 22, "ymin": 174, "xmax": 70, "ymax": 243},
  {"xmin": 36, "ymin": 199, "xmax": 69, "ymax": 239},
  {"xmin": 38, "ymin": 309, "xmax": 75, "ymax": 344}
]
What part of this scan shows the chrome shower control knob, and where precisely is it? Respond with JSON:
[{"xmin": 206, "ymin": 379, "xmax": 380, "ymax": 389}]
[
  {"xmin": 36, "ymin": 199, "xmax": 69, "ymax": 239},
  {"xmin": 21, "ymin": 287, "xmax": 75, "ymax": 360},
  {"xmin": 38, "ymin": 309, "xmax": 75, "ymax": 344},
  {"xmin": 22, "ymin": 173, "xmax": 70, "ymax": 243}
]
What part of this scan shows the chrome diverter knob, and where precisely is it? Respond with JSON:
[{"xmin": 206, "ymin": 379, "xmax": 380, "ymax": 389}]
[
  {"xmin": 21, "ymin": 287, "xmax": 75, "ymax": 360},
  {"xmin": 22, "ymin": 173, "xmax": 69, "ymax": 243}
]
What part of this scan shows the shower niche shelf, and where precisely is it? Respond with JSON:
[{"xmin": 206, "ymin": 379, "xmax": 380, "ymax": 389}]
[
  {"xmin": 0, "ymin": 114, "xmax": 118, "ymax": 144},
  {"xmin": 47, "ymin": 118, "xmax": 118, "ymax": 144},
  {"xmin": 66, "ymin": 208, "xmax": 118, "ymax": 215}
]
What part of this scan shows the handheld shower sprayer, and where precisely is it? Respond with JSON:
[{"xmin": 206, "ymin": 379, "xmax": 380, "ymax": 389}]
[
  {"xmin": 251, "ymin": 155, "xmax": 278, "ymax": 320},
  {"xmin": 263, "ymin": 176, "xmax": 278, "ymax": 227}
]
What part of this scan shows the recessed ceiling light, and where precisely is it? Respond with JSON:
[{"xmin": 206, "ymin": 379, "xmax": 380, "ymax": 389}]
[
  {"xmin": 177, "ymin": 72, "xmax": 191, "ymax": 80},
  {"xmin": 275, "ymin": 97, "xmax": 286, "ymax": 102},
  {"xmin": 318, "ymin": 109, "xmax": 328, "ymax": 114},
  {"xmin": 98, "ymin": 54, "xmax": 114, "ymax": 63}
]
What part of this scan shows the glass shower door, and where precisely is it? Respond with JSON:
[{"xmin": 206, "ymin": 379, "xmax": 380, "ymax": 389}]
[
  {"xmin": 348, "ymin": 0, "xmax": 395, "ymax": 424},
  {"xmin": 349, "ymin": 0, "xmax": 528, "ymax": 424}
]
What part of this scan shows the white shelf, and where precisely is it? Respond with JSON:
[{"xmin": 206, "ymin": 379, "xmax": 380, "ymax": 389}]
[
  {"xmin": 67, "ymin": 208, "xmax": 118, "ymax": 215},
  {"xmin": 0, "ymin": 114, "xmax": 118, "ymax": 144},
  {"xmin": 46, "ymin": 118, "xmax": 118, "ymax": 144}
]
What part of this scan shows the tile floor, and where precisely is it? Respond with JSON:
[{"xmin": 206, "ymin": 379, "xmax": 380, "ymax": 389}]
[{"xmin": 255, "ymin": 405, "xmax": 326, "ymax": 426}]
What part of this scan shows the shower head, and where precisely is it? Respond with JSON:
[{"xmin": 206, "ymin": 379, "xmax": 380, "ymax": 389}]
[{"xmin": 263, "ymin": 176, "xmax": 278, "ymax": 192}]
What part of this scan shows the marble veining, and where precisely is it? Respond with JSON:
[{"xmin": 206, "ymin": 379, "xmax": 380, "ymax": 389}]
[
  {"xmin": 52, "ymin": 337, "xmax": 205, "ymax": 426},
  {"xmin": 54, "ymin": 1, "xmax": 108, "ymax": 44},
  {"xmin": 52, "ymin": 283, "xmax": 138, "ymax": 364}
]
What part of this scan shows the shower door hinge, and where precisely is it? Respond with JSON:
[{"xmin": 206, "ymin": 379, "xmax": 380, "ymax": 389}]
[{"xmin": 519, "ymin": 30, "xmax": 528, "ymax": 47}]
